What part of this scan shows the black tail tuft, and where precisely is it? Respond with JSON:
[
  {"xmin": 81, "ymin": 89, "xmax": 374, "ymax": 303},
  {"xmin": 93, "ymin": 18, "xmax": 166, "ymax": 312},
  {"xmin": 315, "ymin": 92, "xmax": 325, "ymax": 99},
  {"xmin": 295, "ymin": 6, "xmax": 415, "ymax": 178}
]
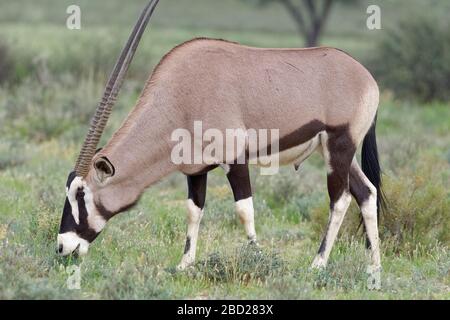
[{"xmin": 361, "ymin": 114, "xmax": 387, "ymax": 217}]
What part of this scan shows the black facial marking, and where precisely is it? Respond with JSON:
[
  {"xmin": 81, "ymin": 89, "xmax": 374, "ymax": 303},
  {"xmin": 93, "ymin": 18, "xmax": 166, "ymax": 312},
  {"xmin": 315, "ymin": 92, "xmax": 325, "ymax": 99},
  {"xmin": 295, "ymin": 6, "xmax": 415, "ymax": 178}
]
[
  {"xmin": 96, "ymin": 198, "xmax": 140, "ymax": 220},
  {"xmin": 59, "ymin": 171, "xmax": 99, "ymax": 243},
  {"xmin": 66, "ymin": 171, "xmax": 77, "ymax": 189},
  {"xmin": 59, "ymin": 171, "xmax": 79, "ymax": 233},
  {"xmin": 184, "ymin": 237, "xmax": 191, "ymax": 254},
  {"xmin": 59, "ymin": 197, "xmax": 76, "ymax": 234},
  {"xmin": 75, "ymin": 187, "xmax": 99, "ymax": 242}
]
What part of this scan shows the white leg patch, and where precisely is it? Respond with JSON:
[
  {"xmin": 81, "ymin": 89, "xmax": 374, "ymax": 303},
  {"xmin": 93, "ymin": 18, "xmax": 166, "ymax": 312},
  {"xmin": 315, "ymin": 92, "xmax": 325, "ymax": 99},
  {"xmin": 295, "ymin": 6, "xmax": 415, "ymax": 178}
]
[
  {"xmin": 235, "ymin": 197, "xmax": 256, "ymax": 242},
  {"xmin": 361, "ymin": 191, "xmax": 381, "ymax": 268},
  {"xmin": 177, "ymin": 199, "xmax": 204, "ymax": 270},
  {"xmin": 311, "ymin": 255, "xmax": 327, "ymax": 269},
  {"xmin": 312, "ymin": 191, "xmax": 352, "ymax": 269}
]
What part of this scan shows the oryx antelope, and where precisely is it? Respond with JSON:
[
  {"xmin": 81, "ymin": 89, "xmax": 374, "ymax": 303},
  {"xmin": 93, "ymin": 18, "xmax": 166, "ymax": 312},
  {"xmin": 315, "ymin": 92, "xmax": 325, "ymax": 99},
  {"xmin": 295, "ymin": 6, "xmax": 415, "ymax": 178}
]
[{"xmin": 57, "ymin": 0, "xmax": 385, "ymax": 271}]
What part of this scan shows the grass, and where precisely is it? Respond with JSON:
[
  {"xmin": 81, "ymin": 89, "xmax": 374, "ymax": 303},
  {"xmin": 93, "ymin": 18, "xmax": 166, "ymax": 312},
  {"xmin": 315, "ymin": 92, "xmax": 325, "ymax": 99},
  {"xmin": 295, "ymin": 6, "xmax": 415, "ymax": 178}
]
[
  {"xmin": 0, "ymin": 0, "xmax": 449, "ymax": 300},
  {"xmin": 0, "ymin": 97, "xmax": 448, "ymax": 299}
]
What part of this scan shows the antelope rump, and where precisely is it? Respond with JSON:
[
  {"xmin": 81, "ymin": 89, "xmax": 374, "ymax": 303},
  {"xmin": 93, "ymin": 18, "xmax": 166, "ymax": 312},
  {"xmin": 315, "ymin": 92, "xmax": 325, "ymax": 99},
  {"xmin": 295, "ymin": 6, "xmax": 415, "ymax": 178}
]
[{"xmin": 57, "ymin": 0, "xmax": 385, "ymax": 272}]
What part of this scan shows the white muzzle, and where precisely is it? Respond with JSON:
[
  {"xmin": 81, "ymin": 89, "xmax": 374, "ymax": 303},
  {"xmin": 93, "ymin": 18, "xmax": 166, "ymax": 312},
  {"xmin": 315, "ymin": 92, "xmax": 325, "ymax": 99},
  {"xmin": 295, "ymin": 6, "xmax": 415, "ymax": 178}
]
[{"xmin": 57, "ymin": 232, "xmax": 90, "ymax": 256}]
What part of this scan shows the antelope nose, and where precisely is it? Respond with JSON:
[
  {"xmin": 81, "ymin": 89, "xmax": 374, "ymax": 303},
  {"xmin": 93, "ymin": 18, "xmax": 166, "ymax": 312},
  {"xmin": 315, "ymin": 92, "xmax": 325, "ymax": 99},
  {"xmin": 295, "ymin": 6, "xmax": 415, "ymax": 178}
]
[{"xmin": 58, "ymin": 244, "xmax": 63, "ymax": 254}]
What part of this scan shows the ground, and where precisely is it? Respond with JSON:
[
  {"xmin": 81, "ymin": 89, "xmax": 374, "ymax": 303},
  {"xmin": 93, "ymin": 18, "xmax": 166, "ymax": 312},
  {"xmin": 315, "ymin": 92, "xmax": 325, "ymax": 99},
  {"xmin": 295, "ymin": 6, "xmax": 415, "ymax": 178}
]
[{"xmin": 0, "ymin": 0, "xmax": 449, "ymax": 299}]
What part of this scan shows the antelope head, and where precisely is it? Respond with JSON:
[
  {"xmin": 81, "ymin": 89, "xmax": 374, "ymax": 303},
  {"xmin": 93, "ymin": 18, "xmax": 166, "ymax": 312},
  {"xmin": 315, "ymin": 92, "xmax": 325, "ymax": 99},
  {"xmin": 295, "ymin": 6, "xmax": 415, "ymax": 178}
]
[{"xmin": 57, "ymin": 0, "xmax": 159, "ymax": 256}]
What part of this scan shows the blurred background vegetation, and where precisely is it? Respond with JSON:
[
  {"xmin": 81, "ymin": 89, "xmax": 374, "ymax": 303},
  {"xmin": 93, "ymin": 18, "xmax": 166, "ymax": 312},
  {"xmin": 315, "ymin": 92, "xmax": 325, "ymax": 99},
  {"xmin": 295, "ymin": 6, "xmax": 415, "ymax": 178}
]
[{"xmin": 0, "ymin": 0, "xmax": 449, "ymax": 299}]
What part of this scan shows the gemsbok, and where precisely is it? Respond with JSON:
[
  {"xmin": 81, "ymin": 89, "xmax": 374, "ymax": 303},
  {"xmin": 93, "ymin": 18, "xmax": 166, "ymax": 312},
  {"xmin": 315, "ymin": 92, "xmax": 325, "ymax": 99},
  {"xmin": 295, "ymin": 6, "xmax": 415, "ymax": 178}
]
[{"xmin": 57, "ymin": 0, "xmax": 385, "ymax": 272}]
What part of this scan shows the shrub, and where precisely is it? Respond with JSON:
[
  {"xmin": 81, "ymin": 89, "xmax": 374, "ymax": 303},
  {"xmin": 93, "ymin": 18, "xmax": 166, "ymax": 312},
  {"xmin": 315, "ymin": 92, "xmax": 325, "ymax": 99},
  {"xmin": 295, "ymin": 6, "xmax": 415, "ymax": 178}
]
[
  {"xmin": 1, "ymin": 28, "xmax": 159, "ymax": 86},
  {"xmin": 0, "ymin": 76, "xmax": 138, "ymax": 142},
  {"xmin": 379, "ymin": 159, "xmax": 450, "ymax": 253},
  {"xmin": 0, "ymin": 140, "xmax": 27, "ymax": 170},
  {"xmin": 371, "ymin": 17, "xmax": 450, "ymax": 103},
  {"xmin": 195, "ymin": 244, "xmax": 285, "ymax": 284},
  {"xmin": 0, "ymin": 41, "xmax": 13, "ymax": 85}
]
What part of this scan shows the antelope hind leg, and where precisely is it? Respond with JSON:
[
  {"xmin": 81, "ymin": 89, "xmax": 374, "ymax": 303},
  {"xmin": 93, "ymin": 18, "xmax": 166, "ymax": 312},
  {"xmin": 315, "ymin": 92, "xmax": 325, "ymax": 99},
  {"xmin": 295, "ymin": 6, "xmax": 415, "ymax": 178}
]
[
  {"xmin": 349, "ymin": 159, "xmax": 381, "ymax": 270},
  {"xmin": 312, "ymin": 131, "xmax": 354, "ymax": 269}
]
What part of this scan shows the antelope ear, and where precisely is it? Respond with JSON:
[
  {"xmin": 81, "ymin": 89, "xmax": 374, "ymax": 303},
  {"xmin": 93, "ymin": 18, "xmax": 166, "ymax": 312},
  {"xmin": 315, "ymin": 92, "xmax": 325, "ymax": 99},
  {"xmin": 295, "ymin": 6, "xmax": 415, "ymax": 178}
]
[{"xmin": 94, "ymin": 157, "xmax": 115, "ymax": 183}]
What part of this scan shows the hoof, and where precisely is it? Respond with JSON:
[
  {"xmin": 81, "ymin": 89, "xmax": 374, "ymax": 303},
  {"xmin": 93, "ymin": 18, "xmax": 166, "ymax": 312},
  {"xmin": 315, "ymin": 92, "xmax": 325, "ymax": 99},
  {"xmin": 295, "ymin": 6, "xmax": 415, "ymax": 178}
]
[
  {"xmin": 248, "ymin": 239, "xmax": 260, "ymax": 247},
  {"xmin": 311, "ymin": 256, "xmax": 327, "ymax": 269},
  {"xmin": 176, "ymin": 261, "xmax": 194, "ymax": 272},
  {"xmin": 176, "ymin": 264, "xmax": 187, "ymax": 272},
  {"xmin": 366, "ymin": 265, "xmax": 382, "ymax": 290}
]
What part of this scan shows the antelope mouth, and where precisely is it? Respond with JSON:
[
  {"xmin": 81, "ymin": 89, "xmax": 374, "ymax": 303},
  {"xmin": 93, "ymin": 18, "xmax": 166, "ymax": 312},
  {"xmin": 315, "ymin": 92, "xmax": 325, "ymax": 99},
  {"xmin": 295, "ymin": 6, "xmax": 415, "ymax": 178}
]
[{"xmin": 71, "ymin": 243, "xmax": 81, "ymax": 256}]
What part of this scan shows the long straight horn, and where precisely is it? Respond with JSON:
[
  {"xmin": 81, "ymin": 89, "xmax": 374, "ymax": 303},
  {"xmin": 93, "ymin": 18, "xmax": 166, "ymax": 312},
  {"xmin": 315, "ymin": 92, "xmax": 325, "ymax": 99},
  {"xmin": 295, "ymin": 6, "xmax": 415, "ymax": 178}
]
[{"xmin": 74, "ymin": 0, "xmax": 160, "ymax": 177}]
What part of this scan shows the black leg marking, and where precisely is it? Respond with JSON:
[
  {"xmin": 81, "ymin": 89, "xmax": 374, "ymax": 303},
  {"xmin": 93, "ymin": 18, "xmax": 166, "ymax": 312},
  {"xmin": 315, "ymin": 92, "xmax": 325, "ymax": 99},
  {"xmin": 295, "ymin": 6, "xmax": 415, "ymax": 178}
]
[
  {"xmin": 318, "ymin": 233, "xmax": 327, "ymax": 255},
  {"xmin": 350, "ymin": 166, "xmax": 371, "ymax": 207},
  {"xmin": 226, "ymin": 164, "xmax": 252, "ymax": 201},
  {"xmin": 227, "ymin": 164, "xmax": 257, "ymax": 243},
  {"xmin": 184, "ymin": 236, "xmax": 191, "ymax": 254},
  {"xmin": 187, "ymin": 173, "xmax": 207, "ymax": 209},
  {"xmin": 326, "ymin": 127, "xmax": 356, "ymax": 208}
]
